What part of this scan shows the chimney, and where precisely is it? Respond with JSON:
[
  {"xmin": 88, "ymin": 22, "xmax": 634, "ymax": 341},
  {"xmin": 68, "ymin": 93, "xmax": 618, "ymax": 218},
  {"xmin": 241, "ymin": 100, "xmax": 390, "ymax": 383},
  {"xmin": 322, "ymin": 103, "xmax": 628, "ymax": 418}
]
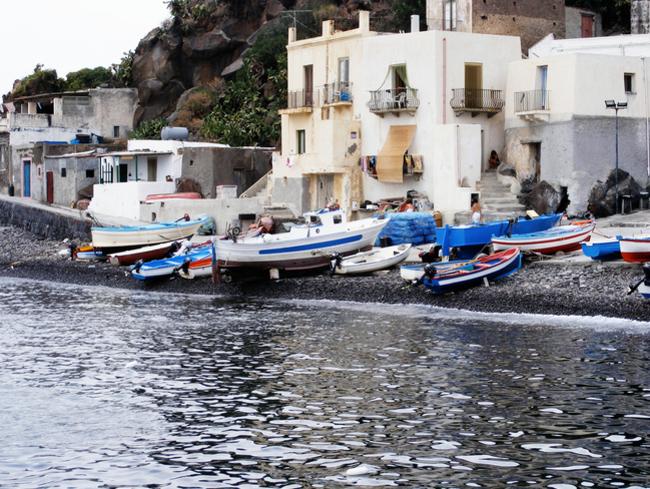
[
  {"xmin": 411, "ymin": 15, "xmax": 420, "ymax": 33},
  {"xmin": 322, "ymin": 20, "xmax": 335, "ymax": 37},
  {"xmin": 288, "ymin": 26, "xmax": 297, "ymax": 43},
  {"xmin": 632, "ymin": 0, "xmax": 650, "ymax": 34},
  {"xmin": 359, "ymin": 10, "xmax": 370, "ymax": 32}
]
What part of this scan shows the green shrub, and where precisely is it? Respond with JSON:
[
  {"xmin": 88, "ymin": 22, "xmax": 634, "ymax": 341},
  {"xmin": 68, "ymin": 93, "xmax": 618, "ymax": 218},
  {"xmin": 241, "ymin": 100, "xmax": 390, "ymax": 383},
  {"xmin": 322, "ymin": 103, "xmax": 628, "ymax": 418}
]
[{"xmin": 130, "ymin": 118, "xmax": 167, "ymax": 140}]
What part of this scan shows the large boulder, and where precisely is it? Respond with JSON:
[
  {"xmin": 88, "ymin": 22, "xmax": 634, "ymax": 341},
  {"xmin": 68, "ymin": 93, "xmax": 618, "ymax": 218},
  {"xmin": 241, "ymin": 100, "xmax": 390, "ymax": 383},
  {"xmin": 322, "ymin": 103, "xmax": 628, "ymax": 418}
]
[
  {"xmin": 497, "ymin": 161, "xmax": 516, "ymax": 178},
  {"xmin": 523, "ymin": 180, "xmax": 562, "ymax": 215},
  {"xmin": 588, "ymin": 169, "xmax": 642, "ymax": 217}
]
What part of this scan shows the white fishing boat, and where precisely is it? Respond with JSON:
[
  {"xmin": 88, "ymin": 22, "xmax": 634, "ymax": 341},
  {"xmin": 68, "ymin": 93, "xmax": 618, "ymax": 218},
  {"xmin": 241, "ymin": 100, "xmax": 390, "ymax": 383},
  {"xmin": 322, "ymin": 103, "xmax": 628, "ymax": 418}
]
[
  {"xmin": 92, "ymin": 217, "xmax": 206, "ymax": 251},
  {"xmin": 214, "ymin": 210, "xmax": 388, "ymax": 273},
  {"xmin": 333, "ymin": 244, "xmax": 411, "ymax": 275}
]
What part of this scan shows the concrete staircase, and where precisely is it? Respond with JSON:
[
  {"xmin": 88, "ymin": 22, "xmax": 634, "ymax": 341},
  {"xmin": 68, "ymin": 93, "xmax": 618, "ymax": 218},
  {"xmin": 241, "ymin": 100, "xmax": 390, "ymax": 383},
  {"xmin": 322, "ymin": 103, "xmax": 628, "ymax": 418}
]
[{"xmin": 454, "ymin": 171, "xmax": 527, "ymax": 224}]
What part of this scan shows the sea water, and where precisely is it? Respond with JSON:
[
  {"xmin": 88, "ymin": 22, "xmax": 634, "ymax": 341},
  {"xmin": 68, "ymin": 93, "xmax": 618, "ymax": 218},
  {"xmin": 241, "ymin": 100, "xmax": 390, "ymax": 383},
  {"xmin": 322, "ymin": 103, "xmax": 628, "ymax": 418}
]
[{"xmin": 1, "ymin": 277, "xmax": 649, "ymax": 488}]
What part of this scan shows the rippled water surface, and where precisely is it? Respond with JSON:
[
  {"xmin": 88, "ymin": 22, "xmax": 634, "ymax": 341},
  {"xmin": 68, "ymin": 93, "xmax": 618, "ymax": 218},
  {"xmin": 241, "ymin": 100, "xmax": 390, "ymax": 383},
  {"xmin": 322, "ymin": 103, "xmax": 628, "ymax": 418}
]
[{"xmin": 1, "ymin": 278, "xmax": 650, "ymax": 488}]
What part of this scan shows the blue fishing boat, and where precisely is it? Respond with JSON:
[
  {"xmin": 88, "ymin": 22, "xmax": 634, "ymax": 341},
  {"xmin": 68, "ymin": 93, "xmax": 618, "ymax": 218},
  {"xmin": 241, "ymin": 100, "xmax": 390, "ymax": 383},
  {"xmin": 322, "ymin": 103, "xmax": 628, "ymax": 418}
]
[
  {"xmin": 581, "ymin": 237, "xmax": 621, "ymax": 261},
  {"xmin": 435, "ymin": 213, "xmax": 562, "ymax": 258},
  {"xmin": 131, "ymin": 244, "xmax": 212, "ymax": 281},
  {"xmin": 420, "ymin": 248, "xmax": 522, "ymax": 294}
]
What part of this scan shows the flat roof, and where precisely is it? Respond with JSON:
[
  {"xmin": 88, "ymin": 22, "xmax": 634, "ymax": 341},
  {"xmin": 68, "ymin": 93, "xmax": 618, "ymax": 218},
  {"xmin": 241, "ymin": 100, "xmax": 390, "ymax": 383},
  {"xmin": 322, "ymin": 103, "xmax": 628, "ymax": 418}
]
[
  {"xmin": 11, "ymin": 90, "xmax": 90, "ymax": 104},
  {"xmin": 100, "ymin": 151, "xmax": 174, "ymax": 157}
]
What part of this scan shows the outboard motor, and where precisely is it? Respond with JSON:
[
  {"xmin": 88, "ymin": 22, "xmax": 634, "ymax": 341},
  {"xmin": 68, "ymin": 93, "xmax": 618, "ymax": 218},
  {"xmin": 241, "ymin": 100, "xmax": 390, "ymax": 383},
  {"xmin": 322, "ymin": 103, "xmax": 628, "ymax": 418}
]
[
  {"xmin": 133, "ymin": 259, "xmax": 144, "ymax": 274},
  {"xmin": 423, "ymin": 263, "xmax": 438, "ymax": 279},
  {"xmin": 329, "ymin": 253, "xmax": 342, "ymax": 273},
  {"xmin": 419, "ymin": 245, "xmax": 442, "ymax": 263},
  {"xmin": 644, "ymin": 262, "xmax": 650, "ymax": 286}
]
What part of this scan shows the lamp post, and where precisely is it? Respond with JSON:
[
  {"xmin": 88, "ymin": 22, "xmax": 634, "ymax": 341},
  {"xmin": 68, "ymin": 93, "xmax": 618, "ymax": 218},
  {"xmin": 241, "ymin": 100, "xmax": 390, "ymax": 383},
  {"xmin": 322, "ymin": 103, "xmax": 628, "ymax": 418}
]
[{"xmin": 605, "ymin": 100, "xmax": 628, "ymax": 213}]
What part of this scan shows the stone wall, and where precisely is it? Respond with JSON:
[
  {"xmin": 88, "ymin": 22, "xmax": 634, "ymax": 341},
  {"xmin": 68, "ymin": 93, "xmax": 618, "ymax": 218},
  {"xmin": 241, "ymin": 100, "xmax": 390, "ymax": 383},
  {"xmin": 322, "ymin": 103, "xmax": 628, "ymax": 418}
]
[
  {"xmin": 180, "ymin": 147, "xmax": 273, "ymax": 198},
  {"xmin": 0, "ymin": 133, "xmax": 10, "ymax": 191},
  {"xmin": 0, "ymin": 196, "xmax": 91, "ymax": 241},
  {"xmin": 472, "ymin": 0, "xmax": 565, "ymax": 53},
  {"xmin": 632, "ymin": 0, "xmax": 650, "ymax": 34},
  {"xmin": 506, "ymin": 116, "xmax": 650, "ymax": 213}
]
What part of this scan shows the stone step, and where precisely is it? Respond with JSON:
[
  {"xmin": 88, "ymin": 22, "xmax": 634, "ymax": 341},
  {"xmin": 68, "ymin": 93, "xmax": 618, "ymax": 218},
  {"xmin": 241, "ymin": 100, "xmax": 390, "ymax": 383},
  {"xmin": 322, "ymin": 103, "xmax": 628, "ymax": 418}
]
[
  {"xmin": 479, "ymin": 191, "xmax": 516, "ymax": 199},
  {"xmin": 482, "ymin": 199, "xmax": 522, "ymax": 207},
  {"xmin": 483, "ymin": 203, "xmax": 527, "ymax": 212},
  {"xmin": 453, "ymin": 210, "xmax": 527, "ymax": 225}
]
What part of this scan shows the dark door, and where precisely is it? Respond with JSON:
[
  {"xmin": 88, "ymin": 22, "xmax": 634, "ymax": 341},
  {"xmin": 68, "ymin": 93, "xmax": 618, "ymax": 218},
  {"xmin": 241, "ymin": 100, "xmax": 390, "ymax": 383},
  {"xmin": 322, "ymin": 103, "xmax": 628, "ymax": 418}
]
[
  {"xmin": 581, "ymin": 14, "xmax": 594, "ymax": 38},
  {"xmin": 465, "ymin": 63, "xmax": 483, "ymax": 109},
  {"xmin": 304, "ymin": 65, "xmax": 313, "ymax": 106},
  {"xmin": 23, "ymin": 161, "xmax": 31, "ymax": 197},
  {"xmin": 118, "ymin": 163, "xmax": 129, "ymax": 183},
  {"xmin": 46, "ymin": 171, "xmax": 54, "ymax": 204}
]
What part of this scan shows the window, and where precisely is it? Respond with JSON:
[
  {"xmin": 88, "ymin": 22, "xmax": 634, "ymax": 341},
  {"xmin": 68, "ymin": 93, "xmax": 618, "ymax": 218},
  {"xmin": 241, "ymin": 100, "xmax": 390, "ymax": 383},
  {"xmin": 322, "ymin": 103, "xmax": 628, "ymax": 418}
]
[
  {"xmin": 61, "ymin": 167, "xmax": 67, "ymax": 178},
  {"xmin": 443, "ymin": 0, "xmax": 457, "ymax": 31},
  {"xmin": 113, "ymin": 126, "xmax": 120, "ymax": 138},
  {"xmin": 624, "ymin": 73, "xmax": 635, "ymax": 94},
  {"xmin": 86, "ymin": 169, "xmax": 95, "ymax": 178},
  {"xmin": 297, "ymin": 130, "xmax": 306, "ymax": 155},
  {"xmin": 338, "ymin": 57, "xmax": 350, "ymax": 88}
]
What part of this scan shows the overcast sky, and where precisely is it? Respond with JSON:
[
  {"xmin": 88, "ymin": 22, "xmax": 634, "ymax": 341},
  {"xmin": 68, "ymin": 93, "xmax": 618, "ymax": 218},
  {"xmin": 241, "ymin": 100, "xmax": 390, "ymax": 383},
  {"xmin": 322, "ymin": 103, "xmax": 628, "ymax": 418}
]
[{"xmin": 1, "ymin": 0, "xmax": 170, "ymax": 95}]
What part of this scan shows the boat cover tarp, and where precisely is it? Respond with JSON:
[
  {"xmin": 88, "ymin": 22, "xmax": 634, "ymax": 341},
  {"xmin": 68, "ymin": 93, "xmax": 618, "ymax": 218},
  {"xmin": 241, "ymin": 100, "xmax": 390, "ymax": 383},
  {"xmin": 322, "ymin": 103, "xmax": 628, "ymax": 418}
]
[{"xmin": 375, "ymin": 212, "xmax": 437, "ymax": 246}]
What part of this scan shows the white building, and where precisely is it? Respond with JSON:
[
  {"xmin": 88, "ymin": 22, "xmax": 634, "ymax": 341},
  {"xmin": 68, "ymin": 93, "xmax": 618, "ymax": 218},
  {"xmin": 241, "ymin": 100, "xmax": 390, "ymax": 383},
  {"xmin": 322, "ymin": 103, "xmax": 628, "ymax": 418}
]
[
  {"xmin": 275, "ymin": 11, "xmax": 521, "ymax": 220},
  {"xmin": 505, "ymin": 46, "xmax": 650, "ymax": 212}
]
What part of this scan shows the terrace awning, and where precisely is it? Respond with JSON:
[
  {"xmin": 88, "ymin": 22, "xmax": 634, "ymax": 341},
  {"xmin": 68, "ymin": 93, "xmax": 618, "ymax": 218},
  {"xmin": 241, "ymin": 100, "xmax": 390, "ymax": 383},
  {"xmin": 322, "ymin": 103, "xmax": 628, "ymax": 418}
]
[{"xmin": 377, "ymin": 125, "xmax": 416, "ymax": 183}]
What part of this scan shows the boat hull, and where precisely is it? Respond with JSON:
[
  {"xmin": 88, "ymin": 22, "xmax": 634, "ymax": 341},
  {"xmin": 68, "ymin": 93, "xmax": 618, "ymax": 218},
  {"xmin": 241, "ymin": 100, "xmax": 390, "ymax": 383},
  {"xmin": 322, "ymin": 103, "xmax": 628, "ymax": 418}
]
[
  {"xmin": 131, "ymin": 246, "xmax": 211, "ymax": 281},
  {"xmin": 581, "ymin": 239, "xmax": 621, "ymax": 261},
  {"xmin": 492, "ymin": 224, "xmax": 595, "ymax": 254},
  {"xmin": 421, "ymin": 248, "xmax": 522, "ymax": 294},
  {"xmin": 92, "ymin": 220, "xmax": 204, "ymax": 251},
  {"xmin": 108, "ymin": 241, "xmax": 182, "ymax": 266},
  {"xmin": 335, "ymin": 244, "xmax": 411, "ymax": 275},
  {"xmin": 216, "ymin": 218, "xmax": 388, "ymax": 272},
  {"xmin": 620, "ymin": 238, "xmax": 650, "ymax": 263}
]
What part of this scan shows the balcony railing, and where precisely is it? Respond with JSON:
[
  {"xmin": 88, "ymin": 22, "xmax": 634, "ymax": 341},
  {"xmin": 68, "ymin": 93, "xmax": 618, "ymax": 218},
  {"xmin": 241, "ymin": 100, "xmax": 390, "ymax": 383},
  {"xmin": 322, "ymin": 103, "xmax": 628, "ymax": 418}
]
[
  {"xmin": 322, "ymin": 82, "xmax": 353, "ymax": 105},
  {"xmin": 286, "ymin": 89, "xmax": 318, "ymax": 110},
  {"xmin": 368, "ymin": 88, "xmax": 419, "ymax": 115},
  {"xmin": 450, "ymin": 88, "xmax": 504, "ymax": 116},
  {"xmin": 514, "ymin": 90, "xmax": 551, "ymax": 113}
]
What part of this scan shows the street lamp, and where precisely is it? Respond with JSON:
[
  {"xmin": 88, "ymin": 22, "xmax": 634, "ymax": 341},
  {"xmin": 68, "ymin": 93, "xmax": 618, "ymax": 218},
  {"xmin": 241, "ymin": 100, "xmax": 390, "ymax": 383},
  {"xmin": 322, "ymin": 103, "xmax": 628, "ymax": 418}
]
[{"xmin": 605, "ymin": 100, "xmax": 628, "ymax": 213}]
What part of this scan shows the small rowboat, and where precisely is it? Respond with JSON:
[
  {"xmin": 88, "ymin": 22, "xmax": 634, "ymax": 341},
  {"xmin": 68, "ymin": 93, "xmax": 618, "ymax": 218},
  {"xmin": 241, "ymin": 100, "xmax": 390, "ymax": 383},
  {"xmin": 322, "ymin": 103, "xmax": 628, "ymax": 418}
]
[
  {"xmin": 92, "ymin": 217, "xmax": 207, "ymax": 252},
  {"xmin": 108, "ymin": 240, "xmax": 185, "ymax": 267},
  {"xmin": 492, "ymin": 222, "xmax": 595, "ymax": 254},
  {"xmin": 144, "ymin": 192, "xmax": 202, "ymax": 202},
  {"xmin": 75, "ymin": 245, "xmax": 106, "ymax": 261},
  {"xmin": 131, "ymin": 244, "xmax": 212, "ymax": 281},
  {"xmin": 620, "ymin": 236, "xmax": 650, "ymax": 263},
  {"xmin": 420, "ymin": 248, "xmax": 522, "ymax": 294},
  {"xmin": 400, "ymin": 260, "xmax": 473, "ymax": 282},
  {"xmin": 333, "ymin": 244, "xmax": 411, "ymax": 275},
  {"xmin": 581, "ymin": 237, "xmax": 622, "ymax": 261},
  {"xmin": 177, "ymin": 252, "xmax": 215, "ymax": 280}
]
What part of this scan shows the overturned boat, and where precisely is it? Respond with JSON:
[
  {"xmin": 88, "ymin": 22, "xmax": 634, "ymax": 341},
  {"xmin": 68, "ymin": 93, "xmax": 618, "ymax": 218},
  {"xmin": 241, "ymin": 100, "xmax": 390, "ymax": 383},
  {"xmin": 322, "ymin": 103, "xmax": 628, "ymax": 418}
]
[
  {"xmin": 214, "ymin": 210, "xmax": 388, "ymax": 275},
  {"xmin": 332, "ymin": 244, "xmax": 411, "ymax": 275},
  {"xmin": 492, "ymin": 222, "xmax": 595, "ymax": 254}
]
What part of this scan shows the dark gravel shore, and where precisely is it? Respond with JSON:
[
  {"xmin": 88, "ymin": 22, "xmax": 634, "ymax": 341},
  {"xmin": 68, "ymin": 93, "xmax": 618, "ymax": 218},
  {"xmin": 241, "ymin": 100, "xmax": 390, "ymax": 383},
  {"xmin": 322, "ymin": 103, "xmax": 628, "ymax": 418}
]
[{"xmin": 2, "ymin": 226, "xmax": 649, "ymax": 321}]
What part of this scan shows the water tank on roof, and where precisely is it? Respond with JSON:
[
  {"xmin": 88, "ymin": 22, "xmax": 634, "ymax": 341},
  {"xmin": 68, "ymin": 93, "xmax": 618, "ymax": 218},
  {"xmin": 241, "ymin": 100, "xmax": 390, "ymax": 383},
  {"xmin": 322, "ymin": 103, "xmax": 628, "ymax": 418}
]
[{"xmin": 161, "ymin": 126, "xmax": 189, "ymax": 141}]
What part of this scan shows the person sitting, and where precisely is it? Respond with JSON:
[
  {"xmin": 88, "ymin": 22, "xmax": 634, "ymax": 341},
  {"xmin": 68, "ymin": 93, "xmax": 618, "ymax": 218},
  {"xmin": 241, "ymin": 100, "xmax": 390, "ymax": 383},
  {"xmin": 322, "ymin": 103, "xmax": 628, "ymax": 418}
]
[
  {"xmin": 471, "ymin": 199, "xmax": 482, "ymax": 225},
  {"xmin": 398, "ymin": 198, "xmax": 415, "ymax": 213},
  {"xmin": 247, "ymin": 216, "xmax": 274, "ymax": 237},
  {"xmin": 488, "ymin": 150, "xmax": 501, "ymax": 170}
]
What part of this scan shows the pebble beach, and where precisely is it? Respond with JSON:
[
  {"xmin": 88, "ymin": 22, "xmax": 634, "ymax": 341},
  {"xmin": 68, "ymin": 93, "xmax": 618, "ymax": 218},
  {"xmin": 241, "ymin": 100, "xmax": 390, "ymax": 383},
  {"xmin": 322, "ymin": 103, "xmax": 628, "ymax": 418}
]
[{"xmin": 2, "ymin": 225, "xmax": 648, "ymax": 322}]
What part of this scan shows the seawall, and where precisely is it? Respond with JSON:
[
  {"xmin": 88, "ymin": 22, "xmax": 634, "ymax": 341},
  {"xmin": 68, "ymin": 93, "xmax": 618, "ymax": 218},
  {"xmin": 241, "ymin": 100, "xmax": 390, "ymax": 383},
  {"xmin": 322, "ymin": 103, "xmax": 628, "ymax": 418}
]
[{"xmin": 0, "ymin": 196, "xmax": 91, "ymax": 241}]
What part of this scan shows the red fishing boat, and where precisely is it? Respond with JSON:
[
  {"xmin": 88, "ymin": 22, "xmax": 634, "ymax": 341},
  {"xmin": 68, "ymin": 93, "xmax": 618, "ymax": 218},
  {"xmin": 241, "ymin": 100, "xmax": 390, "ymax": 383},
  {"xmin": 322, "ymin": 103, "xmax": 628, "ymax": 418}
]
[
  {"xmin": 492, "ymin": 222, "xmax": 595, "ymax": 254},
  {"xmin": 620, "ymin": 236, "xmax": 650, "ymax": 263}
]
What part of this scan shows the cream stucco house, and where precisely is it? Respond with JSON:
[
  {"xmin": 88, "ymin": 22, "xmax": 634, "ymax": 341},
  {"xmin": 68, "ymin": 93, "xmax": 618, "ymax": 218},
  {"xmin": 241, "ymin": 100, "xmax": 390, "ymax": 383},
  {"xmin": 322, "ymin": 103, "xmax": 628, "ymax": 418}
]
[{"xmin": 274, "ymin": 10, "xmax": 521, "ymax": 221}]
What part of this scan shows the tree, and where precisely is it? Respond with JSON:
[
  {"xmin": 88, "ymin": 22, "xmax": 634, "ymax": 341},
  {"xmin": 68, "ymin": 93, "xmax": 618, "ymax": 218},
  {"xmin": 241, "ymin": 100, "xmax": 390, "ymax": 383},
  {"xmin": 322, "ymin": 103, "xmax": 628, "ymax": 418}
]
[
  {"xmin": 65, "ymin": 67, "xmax": 114, "ymax": 91},
  {"xmin": 8, "ymin": 65, "xmax": 65, "ymax": 100}
]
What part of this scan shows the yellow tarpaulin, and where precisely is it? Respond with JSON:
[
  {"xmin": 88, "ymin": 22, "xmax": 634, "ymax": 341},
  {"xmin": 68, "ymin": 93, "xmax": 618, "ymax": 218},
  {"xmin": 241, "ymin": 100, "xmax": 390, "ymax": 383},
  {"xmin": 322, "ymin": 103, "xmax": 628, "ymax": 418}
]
[{"xmin": 377, "ymin": 125, "xmax": 416, "ymax": 183}]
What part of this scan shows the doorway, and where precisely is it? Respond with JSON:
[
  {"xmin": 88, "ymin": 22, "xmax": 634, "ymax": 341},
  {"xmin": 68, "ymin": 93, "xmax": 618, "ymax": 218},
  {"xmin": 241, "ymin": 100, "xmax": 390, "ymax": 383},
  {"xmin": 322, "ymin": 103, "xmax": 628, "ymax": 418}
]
[
  {"xmin": 465, "ymin": 63, "xmax": 483, "ymax": 109},
  {"xmin": 23, "ymin": 161, "xmax": 31, "ymax": 197},
  {"xmin": 528, "ymin": 142, "xmax": 541, "ymax": 182},
  {"xmin": 147, "ymin": 157, "xmax": 157, "ymax": 182},
  {"xmin": 304, "ymin": 65, "xmax": 313, "ymax": 106},
  {"xmin": 46, "ymin": 171, "xmax": 54, "ymax": 204},
  {"xmin": 581, "ymin": 14, "xmax": 594, "ymax": 38},
  {"xmin": 118, "ymin": 163, "xmax": 129, "ymax": 183},
  {"xmin": 315, "ymin": 174, "xmax": 334, "ymax": 210}
]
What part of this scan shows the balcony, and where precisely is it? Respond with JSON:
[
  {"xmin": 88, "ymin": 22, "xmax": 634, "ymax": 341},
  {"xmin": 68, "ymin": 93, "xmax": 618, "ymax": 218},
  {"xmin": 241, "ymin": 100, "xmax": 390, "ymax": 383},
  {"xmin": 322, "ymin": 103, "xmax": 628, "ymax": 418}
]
[
  {"xmin": 450, "ymin": 88, "xmax": 504, "ymax": 118},
  {"xmin": 322, "ymin": 82, "xmax": 353, "ymax": 107},
  {"xmin": 368, "ymin": 88, "xmax": 419, "ymax": 117},
  {"xmin": 514, "ymin": 90, "xmax": 551, "ymax": 122},
  {"xmin": 279, "ymin": 89, "xmax": 318, "ymax": 115}
]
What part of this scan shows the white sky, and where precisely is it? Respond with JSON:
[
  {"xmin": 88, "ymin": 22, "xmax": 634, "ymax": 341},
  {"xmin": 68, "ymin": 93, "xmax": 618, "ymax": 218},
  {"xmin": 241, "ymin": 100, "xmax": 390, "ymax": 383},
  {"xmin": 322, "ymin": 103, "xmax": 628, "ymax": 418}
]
[{"xmin": 1, "ymin": 0, "xmax": 170, "ymax": 95}]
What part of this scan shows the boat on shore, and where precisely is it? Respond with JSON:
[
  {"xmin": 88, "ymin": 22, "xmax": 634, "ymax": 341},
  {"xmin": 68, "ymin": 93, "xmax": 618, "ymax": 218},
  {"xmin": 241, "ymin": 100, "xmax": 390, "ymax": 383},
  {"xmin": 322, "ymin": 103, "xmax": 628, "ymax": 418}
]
[
  {"xmin": 131, "ymin": 243, "xmax": 212, "ymax": 281},
  {"xmin": 435, "ymin": 213, "xmax": 562, "ymax": 258},
  {"xmin": 74, "ymin": 245, "xmax": 106, "ymax": 261},
  {"xmin": 332, "ymin": 244, "xmax": 411, "ymax": 275},
  {"xmin": 581, "ymin": 237, "xmax": 621, "ymax": 261},
  {"xmin": 492, "ymin": 222, "xmax": 595, "ymax": 254},
  {"xmin": 420, "ymin": 248, "xmax": 522, "ymax": 294},
  {"xmin": 108, "ymin": 240, "xmax": 186, "ymax": 267},
  {"xmin": 400, "ymin": 259, "xmax": 473, "ymax": 282},
  {"xmin": 92, "ymin": 217, "xmax": 206, "ymax": 252},
  {"xmin": 144, "ymin": 192, "xmax": 202, "ymax": 202},
  {"xmin": 214, "ymin": 210, "xmax": 388, "ymax": 275},
  {"xmin": 620, "ymin": 236, "xmax": 650, "ymax": 263}
]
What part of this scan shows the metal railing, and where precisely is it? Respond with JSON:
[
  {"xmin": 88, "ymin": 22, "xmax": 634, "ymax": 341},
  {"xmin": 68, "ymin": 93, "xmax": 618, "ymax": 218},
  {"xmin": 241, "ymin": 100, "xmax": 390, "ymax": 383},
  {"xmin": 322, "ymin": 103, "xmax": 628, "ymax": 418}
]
[
  {"xmin": 514, "ymin": 90, "xmax": 551, "ymax": 113},
  {"xmin": 321, "ymin": 82, "xmax": 353, "ymax": 105},
  {"xmin": 368, "ymin": 88, "xmax": 419, "ymax": 113},
  {"xmin": 450, "ymin": 88, "xmax": 504, "ymax": 112},
  {"xmin": 286, "ymin": 89, "xmax": 318, "ymax": 109}
]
